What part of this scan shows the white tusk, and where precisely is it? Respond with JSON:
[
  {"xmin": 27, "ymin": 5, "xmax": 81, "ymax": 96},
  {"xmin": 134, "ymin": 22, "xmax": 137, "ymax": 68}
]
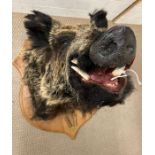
[
  {"xmin": 71, "ymin": 66, "xmax": 90, "ymax": 80},
  {"xmin": 112, "ymin": 66, "xmax": 126, "ymax": 76},
  {"xmin": 71, "ymin": 58, "xmax": 78, "ymax": 65},
  {"xmin": 111, "ymin": 74, "xmax": 127, "ymax": 81}
]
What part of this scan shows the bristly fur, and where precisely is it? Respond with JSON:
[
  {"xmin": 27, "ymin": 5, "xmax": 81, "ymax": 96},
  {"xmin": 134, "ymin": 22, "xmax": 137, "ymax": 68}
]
[
  {"xmin": 24, "ymin": 10, "xmax": 52, "ymax": 48},
  {"xmin": 23, "ymin": 10, "xmax": 135, "ymax": 120}
]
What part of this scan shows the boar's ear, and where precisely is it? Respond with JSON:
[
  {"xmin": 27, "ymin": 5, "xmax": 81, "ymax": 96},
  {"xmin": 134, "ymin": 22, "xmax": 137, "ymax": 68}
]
[
  {"xmin": 89, "ymin": 9, "xmax": 108, "ymax": 29},
  {"xmin": 24, "ymin": 10, "xmax": 52, "ymax": 48}
]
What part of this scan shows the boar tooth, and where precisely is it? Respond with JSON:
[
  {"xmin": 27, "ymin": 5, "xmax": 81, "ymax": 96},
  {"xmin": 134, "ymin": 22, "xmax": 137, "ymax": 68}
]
[
  {"xmin": 71, "ymin": 59, "xmax": 78, "ymax": 65},
  {"xmin": 111, "ymin": 74, "xmax": 127, "ymax": 81},
  {"xmin": 71, "ymin": 66, "xmax": 90, "ymax": 80},
  {"xmin": 112, "ymin": 66, "xmax": 126, "ymax": 76}
]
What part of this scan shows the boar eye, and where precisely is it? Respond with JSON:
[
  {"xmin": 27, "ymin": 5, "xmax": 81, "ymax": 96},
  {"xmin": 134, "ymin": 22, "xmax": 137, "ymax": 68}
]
[{"xmin": 57, "ymin": 32, "xmax": 75, "ymax": 45}]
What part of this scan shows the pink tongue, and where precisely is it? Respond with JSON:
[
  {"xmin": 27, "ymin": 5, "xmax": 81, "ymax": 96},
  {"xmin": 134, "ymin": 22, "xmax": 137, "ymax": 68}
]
[{"xmin": 89, "ymin": 68, "xmax": 118, "ymax": 85}]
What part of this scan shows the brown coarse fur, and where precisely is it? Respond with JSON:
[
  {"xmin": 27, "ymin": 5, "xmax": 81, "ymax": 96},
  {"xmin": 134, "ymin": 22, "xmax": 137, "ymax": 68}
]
[
  {"xmin": 23, "ymin": 10, "xmax": 135, "ymax": 120},
  {"xmin": 23, "ymin": 18, "xmax": 96, "ymax": 119}
]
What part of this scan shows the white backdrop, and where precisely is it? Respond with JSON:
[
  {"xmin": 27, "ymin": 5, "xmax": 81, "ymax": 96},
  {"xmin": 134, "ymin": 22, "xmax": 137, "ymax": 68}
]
[{"xmin": 12, "ymin": 0, "xmax": 136, "ymax": 20}]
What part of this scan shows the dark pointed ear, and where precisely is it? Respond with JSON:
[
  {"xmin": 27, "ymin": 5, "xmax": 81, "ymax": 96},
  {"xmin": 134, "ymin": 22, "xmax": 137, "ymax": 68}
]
[
  {"xmin": 89, "ymin": 9, "xmax": 108, "ymax": 29},
  {"xmin": 24, "ymin": 10, "xmax": 52, "ymax": 48}
]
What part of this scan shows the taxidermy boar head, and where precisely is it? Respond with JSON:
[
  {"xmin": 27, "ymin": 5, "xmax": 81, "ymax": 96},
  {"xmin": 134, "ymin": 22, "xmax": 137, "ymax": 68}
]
[{"xmin": 23, "ymin": 10, "xmax": 136, "ymax": 119}]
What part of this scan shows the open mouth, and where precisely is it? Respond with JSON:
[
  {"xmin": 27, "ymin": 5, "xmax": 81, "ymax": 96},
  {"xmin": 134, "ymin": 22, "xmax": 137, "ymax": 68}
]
[{"xmin": 71, "ymin": 58, "xmax": 133, "ymax": 93}]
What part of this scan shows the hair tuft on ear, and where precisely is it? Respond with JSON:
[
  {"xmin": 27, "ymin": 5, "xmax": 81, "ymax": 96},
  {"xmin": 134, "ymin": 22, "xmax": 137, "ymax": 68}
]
[
  {"xmin": 24, "ymin": 10, "xmax": 52, "ymax": 48},
  {"xmin": 89, "ymin": 9, "xmax": 108, "ymax": 28}
]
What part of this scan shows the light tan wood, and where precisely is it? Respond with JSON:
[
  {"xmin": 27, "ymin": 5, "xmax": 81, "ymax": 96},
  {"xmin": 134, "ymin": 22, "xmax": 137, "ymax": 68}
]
[
  {"xmin": 114, "ymin": 0, "xmax": 141, "ymax": 25},
  {"xmin": 13, "ymin": 40, "xmax": 96, "ymax": 139}
]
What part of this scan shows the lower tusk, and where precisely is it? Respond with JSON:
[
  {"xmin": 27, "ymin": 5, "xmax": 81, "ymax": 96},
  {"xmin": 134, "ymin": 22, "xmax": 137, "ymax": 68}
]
[
  {"xmin": 111, "ymin": 74, "xmax": 128, "ymax": 81},
  {"xmin": 71, "ymin": 66, "xmax": 90, "ymax": 80}
]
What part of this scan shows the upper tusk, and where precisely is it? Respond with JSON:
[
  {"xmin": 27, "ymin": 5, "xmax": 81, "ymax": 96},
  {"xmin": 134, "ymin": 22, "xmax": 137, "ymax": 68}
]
[
  {"xmin": 71, "ymin": 66, "xmax": 90, "ymax": 80},
  {"xmin": 112, "ymin": 66, "xmax": 126, "ymax": 76},
  {"xmin": 71, "ymin": 58, "xmax": 78, "ymax": 65}
]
